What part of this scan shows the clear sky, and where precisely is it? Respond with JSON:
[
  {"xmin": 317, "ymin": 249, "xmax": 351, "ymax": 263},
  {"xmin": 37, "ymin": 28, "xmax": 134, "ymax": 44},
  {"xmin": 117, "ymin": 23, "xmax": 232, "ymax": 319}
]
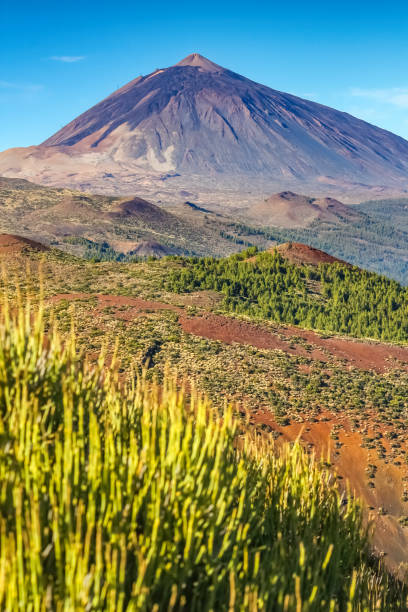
[{"xmin": 1, "ymin": 0, "xmax": 408, "ymax": 150}]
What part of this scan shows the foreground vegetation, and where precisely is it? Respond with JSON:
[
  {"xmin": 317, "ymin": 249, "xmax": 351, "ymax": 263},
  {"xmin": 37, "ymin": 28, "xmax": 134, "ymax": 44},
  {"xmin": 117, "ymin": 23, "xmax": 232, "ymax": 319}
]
[
  {"xmin": 167, "ymin": 249, "xmax": 408, "ymax": 342},
  {"xmin": 0, "ymin": 299, "xmax": 406, "ymax": 610}
]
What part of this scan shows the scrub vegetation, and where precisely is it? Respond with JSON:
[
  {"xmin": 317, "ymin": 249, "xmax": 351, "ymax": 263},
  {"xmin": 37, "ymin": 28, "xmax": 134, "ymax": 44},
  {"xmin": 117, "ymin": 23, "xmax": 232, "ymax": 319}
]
[{"xmin": 0, "ymin": 300, "xmax": 406, "ymax": 610}]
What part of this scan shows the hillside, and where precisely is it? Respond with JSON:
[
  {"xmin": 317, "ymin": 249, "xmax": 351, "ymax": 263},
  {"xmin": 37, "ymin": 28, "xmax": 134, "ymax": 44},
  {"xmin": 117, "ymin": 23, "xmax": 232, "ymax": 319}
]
[
  {"xmin": 2, "ymin": 244, "xmax": 408, "ymax": 577},
  {"xmin": 0, "ymin": 177, "xmax": 276, "ymax": 259},
  {"xmin": 246, "ymin": 242, "xmax": 350, "ymax": 266},
  {"xmin": 356, "ymin": 196, "xmax": 408, "ymax": 232},
  {"xmin": 245, "ymin": 242, "xmax": 350, "ymax": 266},
  {"xmin": 244, "ymin": 191, "xmax": 362, "ymax": 229},
  {"xmin": 4, "ymin": 176, "xmax": 408, "ymax": 283},
  {"xmin": 2, "ymin": 297, "xmax": 406, "ymax": 609},
  {"xmin": 0, "ymin": 233, "xmax": 49, "ymax": 254},
  {"xmin": 166, "ymin": 248, "xmax": 408, "ymax": 341},
  {"xmin": 1, "ymin": 54, "xmax": 408, "ymax": 202},
  {"xmin": 235, "ymin": 192, "xmax": 408, "ymax": 283},
  {"xmin": 275, "ymin": 242, "xmax": 350, "ymax": 266}
]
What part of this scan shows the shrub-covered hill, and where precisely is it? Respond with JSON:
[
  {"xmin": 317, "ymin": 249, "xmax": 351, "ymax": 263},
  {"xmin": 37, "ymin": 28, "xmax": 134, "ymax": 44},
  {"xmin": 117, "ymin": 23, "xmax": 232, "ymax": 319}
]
[
  {"xmin": 0, "ymin": 300, "xmax": 407, "ymax": 610},
  {"xmin": 167, "ymin": 247, "xmax": 408, "ymax": 342},
  {"xmin": 3, "ymin": 246, "xmax": 408, "ymax": 572},
  {"xmin": 5, "ymin": 176, "xmax": 408, "ymax": 283}
]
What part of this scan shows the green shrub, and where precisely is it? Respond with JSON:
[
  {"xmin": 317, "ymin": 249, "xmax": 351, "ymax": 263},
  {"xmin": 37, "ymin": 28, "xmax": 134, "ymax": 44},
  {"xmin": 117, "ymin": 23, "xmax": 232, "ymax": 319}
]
[{"xmin": 0, "ymin": 300, "xmax": 405, "ymax": 610}]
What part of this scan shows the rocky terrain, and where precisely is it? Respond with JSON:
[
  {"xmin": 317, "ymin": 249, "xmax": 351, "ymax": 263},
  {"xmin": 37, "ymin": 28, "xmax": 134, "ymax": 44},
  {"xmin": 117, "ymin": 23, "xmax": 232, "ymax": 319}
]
[
  {"xmin": 0, "ymin": 233, "xmax": 49, "ymax": 254},
  {"xmin": 0, "ymin": 177, "xmax": 276, "ymax": 258}
]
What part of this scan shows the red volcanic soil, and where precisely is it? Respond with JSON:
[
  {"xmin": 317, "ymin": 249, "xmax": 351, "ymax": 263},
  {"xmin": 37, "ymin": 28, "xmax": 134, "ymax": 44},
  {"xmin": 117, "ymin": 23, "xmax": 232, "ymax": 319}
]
[
  {"xmin": 278, "ymin": 323, "xmax": 408, "ymax": 373},
  {"xmin": 179, "ymin": 313, "xmax": 328, "ymax": 362},
  {"xmin": 179, "ymin": 313, "xmax": 408, "ymax": 373},
  {"xmin": 275, "ymin": 242, "xmax": 350, "ymax": 266},
  {"xmin": 247, "ymin": 242, "xmax": 350, "ymax": 267},
  {"xmin": 48, "ymin": 291, "xmax": 408, "ymax": 571},
  {"xmin": 96, "ymin": 294, "xmax": 180, "ymax": 309},
  {"xmin": 0, "ymin": 234, "xmax": 48, "ymax": 254},
  {"xmin": 253, "ymin": 409, "xmax": 408, "ymax": 574},
  {"xmin": 51, "ymin": 293, "xmax": 408, "ymax": 373}
]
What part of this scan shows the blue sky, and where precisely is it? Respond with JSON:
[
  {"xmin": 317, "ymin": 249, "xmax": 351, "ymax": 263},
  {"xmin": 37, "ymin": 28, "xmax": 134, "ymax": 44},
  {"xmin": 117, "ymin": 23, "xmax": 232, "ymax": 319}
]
[{"xmin": 1, "ymin": 0, "xmax": 408, "ymax": 150}]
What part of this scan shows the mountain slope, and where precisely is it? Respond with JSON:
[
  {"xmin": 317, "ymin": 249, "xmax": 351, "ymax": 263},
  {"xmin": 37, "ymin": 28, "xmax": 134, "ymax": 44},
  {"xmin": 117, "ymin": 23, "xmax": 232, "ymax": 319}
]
[
  {"xmin": 0, "ymin": 234, "xmax": 49, "ymax": 254},
  {"xmin": 1, "ymin": 53, "xmax": 408, "ymax": 201},
  {"xmin": 4, "ymin": 247, "xmax": 408, "ymax": 575},
  {"xmin": 355, "ymin": 196, "xmax": 408, "ymax": 232},
  {"xmin": 166, "ymin": 248, "xmax": 408, "ymax": 341},
  {"xmin": 233, "ymin": 190, "xmax": 408, "ymax": 283},
  {"xmin": 3, "ymin": 294, "xmax": 406, "ymax": 607}
]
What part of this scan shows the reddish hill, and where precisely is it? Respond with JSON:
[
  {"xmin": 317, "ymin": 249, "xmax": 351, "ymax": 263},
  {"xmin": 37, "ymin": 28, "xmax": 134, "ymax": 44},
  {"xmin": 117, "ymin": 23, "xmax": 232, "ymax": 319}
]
[
  {"xmin": 276, "ymin": 242, "xmax": 350, "ymax": 266},
  {"xmin": 246, "ymin": 191, "xmax": 362, "ymax": 229},
  {"xmin": 108, "ymin": 197, "xmax": 177, "ymax": 225},
  {"xmin": 0, "ymin": 234, "xmax": 48, "ymax": 254},
  {"xmin": 247, "ymin": 242, "xmax": 350, "ymax": 267}
]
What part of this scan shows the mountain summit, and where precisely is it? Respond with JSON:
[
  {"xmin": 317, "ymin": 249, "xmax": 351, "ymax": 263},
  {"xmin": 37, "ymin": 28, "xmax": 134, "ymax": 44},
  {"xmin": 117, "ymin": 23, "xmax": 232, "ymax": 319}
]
[
  {"xmin": 1, "ymin": 53, "xmax": 408, "ymax": 200},
  {"xmin": 175, "ymin": 53, "xmax": 223, "ymax": 71}
]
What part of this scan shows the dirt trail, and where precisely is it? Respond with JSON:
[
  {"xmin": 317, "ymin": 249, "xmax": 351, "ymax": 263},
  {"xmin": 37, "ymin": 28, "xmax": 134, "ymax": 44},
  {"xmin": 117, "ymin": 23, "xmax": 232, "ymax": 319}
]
[
  {"xmin": 179, "ymin": 313, "xmax": 408, "ymax": 373},
  {"xmin": 50, "ymin": 293, "xmax": 182, "ymax": 314},
  {"xmin": 50, "ymin": 293, "xmax": 408, "ymax": 373}
]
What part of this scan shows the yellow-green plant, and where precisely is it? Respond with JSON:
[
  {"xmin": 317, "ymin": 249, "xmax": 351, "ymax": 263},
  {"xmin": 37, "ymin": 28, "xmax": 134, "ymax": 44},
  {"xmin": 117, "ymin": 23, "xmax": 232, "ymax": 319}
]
[{"xmin": 0, "ymin": 298, "xmax": 406, "ymax": 610}]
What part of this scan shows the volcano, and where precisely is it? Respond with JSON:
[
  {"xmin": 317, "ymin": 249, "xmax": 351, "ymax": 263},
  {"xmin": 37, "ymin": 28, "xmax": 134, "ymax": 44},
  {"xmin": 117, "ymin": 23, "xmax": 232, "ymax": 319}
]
[{"xmin": 1, "ymin": 53, "xmax": 408, "ymax": 201}]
